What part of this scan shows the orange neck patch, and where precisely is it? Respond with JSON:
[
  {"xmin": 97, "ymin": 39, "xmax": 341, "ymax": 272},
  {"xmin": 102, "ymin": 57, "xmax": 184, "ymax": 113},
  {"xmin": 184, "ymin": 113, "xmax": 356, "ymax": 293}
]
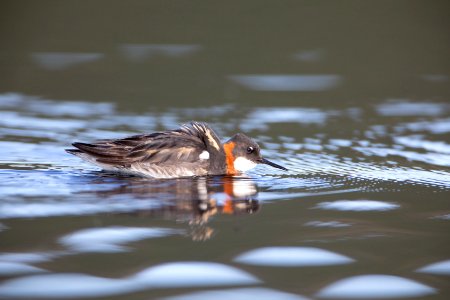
[{"xmin": 223, "ymin": 141, "xmax": 236, "ymax": 175}]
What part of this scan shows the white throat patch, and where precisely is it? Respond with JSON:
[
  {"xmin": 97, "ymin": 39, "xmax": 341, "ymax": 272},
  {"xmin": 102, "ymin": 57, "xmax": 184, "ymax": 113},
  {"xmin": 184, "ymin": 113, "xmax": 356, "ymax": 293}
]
[{"xmin": 234, "ymin": 156, "xmax": 257, "ymax": 172}]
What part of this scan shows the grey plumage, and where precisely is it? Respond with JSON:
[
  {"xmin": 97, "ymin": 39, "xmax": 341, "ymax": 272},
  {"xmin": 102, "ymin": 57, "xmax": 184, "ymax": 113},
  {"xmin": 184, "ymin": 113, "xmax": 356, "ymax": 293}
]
[{"xmin": 66, "ymin": 122, "xmax": 225, "ymax": 178}]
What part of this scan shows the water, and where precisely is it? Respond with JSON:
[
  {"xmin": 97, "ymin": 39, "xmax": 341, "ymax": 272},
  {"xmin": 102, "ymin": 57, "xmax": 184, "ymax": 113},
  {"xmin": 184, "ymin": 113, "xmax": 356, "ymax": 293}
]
[
  {"xmin": 1, "ymin": 1, "xmax": 449, "ymax": 299},
  {"xmin": 0, "ymin": 93, "xmax": 448, "ymax": 299}
]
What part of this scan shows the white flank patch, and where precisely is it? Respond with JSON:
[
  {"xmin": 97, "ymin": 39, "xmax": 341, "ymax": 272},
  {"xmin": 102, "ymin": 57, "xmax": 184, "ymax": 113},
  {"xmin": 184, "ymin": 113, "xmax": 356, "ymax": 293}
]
[
  {"xmin": 234, "ymin": 157, "xmax": 257, "ymax": 172},
  {"xmin": 199, "ymin": 151, "xmax": 210, "ymax": 160}
]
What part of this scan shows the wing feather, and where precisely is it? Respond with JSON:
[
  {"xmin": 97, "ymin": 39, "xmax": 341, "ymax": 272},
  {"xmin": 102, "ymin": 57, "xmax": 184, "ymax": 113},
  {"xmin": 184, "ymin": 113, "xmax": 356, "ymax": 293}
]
[{"xmin": 67, "ymin": 122, "xmax": 216, "ymax": 168}]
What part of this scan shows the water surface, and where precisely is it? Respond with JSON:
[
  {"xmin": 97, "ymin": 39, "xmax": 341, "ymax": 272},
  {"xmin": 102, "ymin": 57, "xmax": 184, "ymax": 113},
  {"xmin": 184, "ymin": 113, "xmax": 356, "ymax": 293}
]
[
  {"xmin": 1, "ymin": 1, "xmax": 449, "ymax": 299},
  {"xmin": 0, "ymin": 93, "xmax": 448, "ymax": 299}
]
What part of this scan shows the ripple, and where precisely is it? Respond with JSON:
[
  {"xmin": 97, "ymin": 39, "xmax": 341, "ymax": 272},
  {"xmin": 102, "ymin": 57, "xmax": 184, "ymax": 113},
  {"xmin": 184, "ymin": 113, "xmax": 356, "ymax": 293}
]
[
  {"xmin": 234, "ymin": 247, "xmax": 354, "ymax": 267},
  {"xmin": 24, "ymin": 99, "xmax": 114, "ymax": 118},
  {"xmin": 0, "ymin": 195, "xmax": 167, "ymax": 219},
  {"xmin": 417, "ymin": 259, "xmax": 450, "ymax": 275},
  {"xmin": 240, "ymin": 107, "xmax": 338, "ymax": 131},
  {"xmin": 314, "ymin": 200, "xmax": 399, "ymax": 212},
  {"xmin": 0, "ymin": 252, "xmax": 64, "ymax": 277},
  {"xmin": 230, "ymin": 74, "xmax": 342, "ymax": 91},
  {"xmin": 285, "ymin": 154, "xmax": 450, "ymax": 189},
  {"xmin": 304, "ymin": 221, "xmax": 351, "ymax": 228},
  {"xmin": 376, "ymin": 100, "xmax": 449, "ymax": 117},
  {"xmin": 0, "ymin": 146, "xmax": 72, "ymax": 169},
  {"xmin": 0, "ymin": 93, "xmax": 114, "ymax": 118},
  {"xmin": 0, "ymin": 262, "xmax": 46, "ymax": 276},
  {"xmin": 0, "ymin": 111, "xmax": 87, "ymax": 131},
  {"xmin": 59, "ymin": 226, "xmax": 182, "ymax": 253},
  {"xmin": 133, "ymin": 261, "xmax": 261, "ymax": 287},
  {"xmin": 0, "ymin": 273, "xmax": 136, "ymax": 298},
  {"xmin": 31, "ymin": 52, "xmax": 104, "ymax": 70},
  {"xmin": 293, "ymin": 49, "xmax": 324, "ymax": 63},
  {"xmin": 328, "ymin": 139, "xmax": 353, "ymax": 147},
  {"xmin": 397, "ymin": 118, "xmax": 450, "ymax": 134},
  {"xmin": 394, "ymin": 135, "xmax": 450, "ymax": 154},
  {"xmin": 0, "ymin": 252, "xmax": 55, "ymax": 264},
  {"xmin": 119, "ymin": 44, "xmax": 202, "ymax": 61},
  {"xmin": 316, "ymin": 274, "xmax": 436, "ymax": 298},
  {"xmin": 0, "ymin": 262, "xmax": 260, "ymax": 298},
  {"xmin": 353, "ymin": 145, "xmax": 450, "ymax": 167},
  {"xmin": 162, "ymin": 287, "xmax": 310, "ymax": 300},
  {"xmin": 432, "ymin": 213, "xmax": 450, "ymax": 220}
]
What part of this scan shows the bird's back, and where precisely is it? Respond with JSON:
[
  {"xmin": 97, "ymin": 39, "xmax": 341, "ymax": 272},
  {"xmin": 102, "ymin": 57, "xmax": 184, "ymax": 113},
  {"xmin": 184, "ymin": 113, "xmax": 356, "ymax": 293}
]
[{"xmin": 66, "ymin": 122, "xmax": 226, "ymax": 178}]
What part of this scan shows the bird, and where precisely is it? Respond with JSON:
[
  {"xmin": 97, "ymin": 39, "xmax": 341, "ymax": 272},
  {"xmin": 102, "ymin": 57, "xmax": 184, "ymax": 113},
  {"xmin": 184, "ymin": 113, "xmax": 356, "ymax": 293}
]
[{"xmin": 66, "ymin": 121, "xmax": 287, "ymax": 178}]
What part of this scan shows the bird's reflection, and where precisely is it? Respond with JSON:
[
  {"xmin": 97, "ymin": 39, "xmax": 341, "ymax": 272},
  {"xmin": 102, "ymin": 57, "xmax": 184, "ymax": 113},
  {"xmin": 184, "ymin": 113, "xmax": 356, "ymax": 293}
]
[{"xmin": 88, "ymin": 174, "xmax": 259, "ymax": 240}]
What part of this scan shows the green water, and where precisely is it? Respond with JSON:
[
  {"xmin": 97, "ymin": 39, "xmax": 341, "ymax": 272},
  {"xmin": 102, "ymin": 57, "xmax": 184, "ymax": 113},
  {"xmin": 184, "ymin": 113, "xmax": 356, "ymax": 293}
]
[{"xmin": 0, "ymin": 1, "xmax": 449, "ymax": 299}]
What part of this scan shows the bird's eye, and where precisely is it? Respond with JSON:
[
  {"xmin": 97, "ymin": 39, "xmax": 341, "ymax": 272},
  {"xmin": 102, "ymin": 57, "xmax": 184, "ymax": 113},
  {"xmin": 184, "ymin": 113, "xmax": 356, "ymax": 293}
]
[{"xmin": 247, "ymin": 146, "xmax": 254, "ymax": 154}]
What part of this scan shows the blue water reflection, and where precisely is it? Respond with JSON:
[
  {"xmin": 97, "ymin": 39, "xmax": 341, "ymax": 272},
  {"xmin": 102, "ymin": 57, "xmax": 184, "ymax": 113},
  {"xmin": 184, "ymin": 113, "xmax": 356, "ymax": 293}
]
[
  {"xmin": 417, "ymin": 259, "xmax": 450, "ymax": 276},
  {"xmin": 59, "ymin": 226, "xmax": 183, "ymax": 253},
  {"xmin": 0, "ymin": 252, "xmax": 57, "ymax": 276},
  {"xmin": 293, "ymin": 49, "xmax": 324, "ymax": 62},
  {"xmin": 0, "ymin": 252, "xmax": 54, "ymax": 264},
  {"xmin": 234, "ymin": 247, "xmax": 354, "ymax": 267},
  {"xmin": 229, "ymin": 75, "xmax": 342, "ymax": 91},
  {"xmin": 31, "ymin": 52, "xmax": 104, "ymax": 71},
  {"xmin": 0, "ymin": 93, "xmax": 115, "ymax": 117},
  {"xmin": 0, "ymin": 273, "xmax": 137, "ymax": 298},
  {"xmin": 133, "ymin": 262, "xmax": 261, "ymax": 287},
  {"xmin": 304, "ymin": 221, "xmax": 351, "ymax": 228},
  {"xmin": 314, "ymin": 200, "xmax": 399, "ymax": 212},
  {"xmin": 0, "ymin": 262, "xmax": 260, "ymax": 299},
  {"xmin": 0, "ymin": 111, "xmax": 87, "ymax": 131},
  {"xmin": 0, "ymin": 262, "xmax": 46, "ymax": 276},
  {"xmin": 376, "ymin": 101, "xmax": 449, "ymax": 117},
  {"xmin": 394, "ymin": 135, "xmax": 450, "ymax": 155},
  {"xmin": 119, "ymin": 44, "xmax": 202, "ymax": 61},
  {"xmin": 397, "ymin": 118, "xmax": 450, "ymax": 135},
  {"xmin": 353, "ymin": 145, "xmax": 450, "ymax": 167},
  {"xmin": 163, "ymin": 287, "xmax": 310, "ymax": 300},
  {"xmin": 316, "ymin": 274, "xmax": 436, "ymax": 299},
  {"xmin": 241, "ymin": 107, "xmax": 336, "ymax": 131}
]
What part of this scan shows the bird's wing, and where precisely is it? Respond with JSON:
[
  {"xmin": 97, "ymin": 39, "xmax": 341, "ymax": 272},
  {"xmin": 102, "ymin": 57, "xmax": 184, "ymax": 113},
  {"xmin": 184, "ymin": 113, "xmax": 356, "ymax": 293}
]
[{"xmin": 69, "ymin": 122, "xmax": 218, "ymax": 166}]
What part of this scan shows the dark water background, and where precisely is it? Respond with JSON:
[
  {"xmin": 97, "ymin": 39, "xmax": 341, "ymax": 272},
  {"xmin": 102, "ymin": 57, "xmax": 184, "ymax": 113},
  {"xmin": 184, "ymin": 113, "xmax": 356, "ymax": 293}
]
[{"xmin": 0, "ymin": 1, "xmax": 449, "ymax": 299}]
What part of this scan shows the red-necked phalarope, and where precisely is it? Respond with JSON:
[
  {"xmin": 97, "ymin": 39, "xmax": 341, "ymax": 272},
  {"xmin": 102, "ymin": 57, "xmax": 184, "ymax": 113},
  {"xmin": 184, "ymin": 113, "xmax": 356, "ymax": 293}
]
[{"xmin": 66, "ymin": 121, "xmax": 287, "ymax": 178}]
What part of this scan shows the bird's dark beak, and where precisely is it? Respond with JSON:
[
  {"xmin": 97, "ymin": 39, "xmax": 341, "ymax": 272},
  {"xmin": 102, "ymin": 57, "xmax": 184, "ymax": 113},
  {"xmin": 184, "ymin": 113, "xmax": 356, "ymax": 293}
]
[{"xmin": 258, "ymin": 158, "xmax": 288, "ymax": 171}]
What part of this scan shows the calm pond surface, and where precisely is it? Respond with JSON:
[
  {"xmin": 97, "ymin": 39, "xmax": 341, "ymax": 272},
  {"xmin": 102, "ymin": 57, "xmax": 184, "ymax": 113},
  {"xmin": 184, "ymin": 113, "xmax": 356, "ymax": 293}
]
[{"xmin": 1, "ymin": 1, "xmax": 449, "ymax": 299}]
